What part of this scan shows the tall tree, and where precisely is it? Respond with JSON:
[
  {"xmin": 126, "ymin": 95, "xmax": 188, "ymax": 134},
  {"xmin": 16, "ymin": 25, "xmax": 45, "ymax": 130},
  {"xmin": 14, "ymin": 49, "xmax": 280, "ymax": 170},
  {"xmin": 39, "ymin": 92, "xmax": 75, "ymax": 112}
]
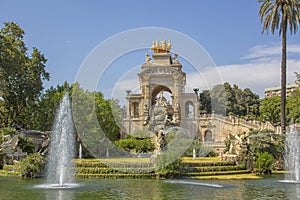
[
  {"xmin": 287, "ymin": 89, "xmax": 300, "ymax": 123},
  {"xmin": 259, "ymin": 96, "xmax": 281, "ymax": 125},
  {"xmin": 199, "ymin": 90, "xmax": 211, "ymax": 114},
  {"xmin": 30, "ymin": 82, "xmax": 70, "ymax": 131},
  {"xmin": 0, "ymin": 22, "xmax": 50, "ymax": 127},
  {"xmin": 208, "ymin": 82, "xmax": 260, "ymax": 117},
  {"xmin": 258, "ymin": 0, "xmax": 300, "ymax": 133}
]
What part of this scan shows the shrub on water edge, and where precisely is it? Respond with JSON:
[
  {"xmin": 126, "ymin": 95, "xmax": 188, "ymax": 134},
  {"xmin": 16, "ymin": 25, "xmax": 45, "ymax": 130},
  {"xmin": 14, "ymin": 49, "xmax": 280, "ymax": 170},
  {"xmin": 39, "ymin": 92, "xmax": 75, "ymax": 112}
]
[
  {"xmin": 155, "ymin": 154, "xmax": 182, "ymax": 178},
  {"xmin": 16, "ymin": 153, "xmax": 45, "ymax": 178},
  {"xmin": 254, "ymin": 152, "xmax": 274, "ymax": 175}
]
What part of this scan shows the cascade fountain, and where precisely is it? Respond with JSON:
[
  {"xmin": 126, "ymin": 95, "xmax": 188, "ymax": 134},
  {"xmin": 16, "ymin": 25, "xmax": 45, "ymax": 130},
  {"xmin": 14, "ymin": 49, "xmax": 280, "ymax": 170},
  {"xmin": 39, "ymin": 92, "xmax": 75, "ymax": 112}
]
[
  {"xmin": 36, "ymin": 92, "xmax": 78, "ymax": 189},
  {"xmin": 283, "ymin": 125, "xmax": 300, "ymax": 183}
]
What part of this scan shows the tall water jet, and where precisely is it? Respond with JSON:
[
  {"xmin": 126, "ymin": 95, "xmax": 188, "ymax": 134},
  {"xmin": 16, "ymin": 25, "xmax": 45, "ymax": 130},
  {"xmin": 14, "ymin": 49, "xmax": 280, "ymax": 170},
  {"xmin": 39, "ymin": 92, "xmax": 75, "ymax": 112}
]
[
  {"xmin": 284, "ymin": 125, "xmax": 300, "ymax": 183},
  {"xmin": 45, "ymin": 92, "xmax": 76, "ymax": 187}
]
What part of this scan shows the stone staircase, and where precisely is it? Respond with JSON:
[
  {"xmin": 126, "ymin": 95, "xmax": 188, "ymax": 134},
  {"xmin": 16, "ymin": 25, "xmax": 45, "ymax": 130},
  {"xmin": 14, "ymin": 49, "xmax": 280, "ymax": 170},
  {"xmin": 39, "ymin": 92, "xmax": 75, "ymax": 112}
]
[
  {"xmin": 75, "ymin": 160, "xmax": 155, "ymax": 178},
  {"xmin": 180, "ymin": 160, "xmax": 250, "ymax": 178},
  {"xmin": 74, "ymin": 159, "xmax": 251, "ymax": 179}
]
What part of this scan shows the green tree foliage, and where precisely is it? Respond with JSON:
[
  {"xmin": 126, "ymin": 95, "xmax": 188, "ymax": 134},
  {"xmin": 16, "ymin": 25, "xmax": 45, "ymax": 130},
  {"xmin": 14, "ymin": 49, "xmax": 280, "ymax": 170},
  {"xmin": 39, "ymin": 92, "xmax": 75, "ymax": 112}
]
[
  {"xmin": 199, "ymin": 90, "xmax": 211, "ymax": 114},
  {"xmin": 200, "ymin": 82, "xmax": 260, "ymax": 118},
  {"xmin": 209, "ymin": 84, "xmax": 226, "ymax": 115},
  {"xmin": 235, "ymin": 87, "xmax": 260, "ymax": 119},
  {"xmin": 94, "ymin": 92, "xmax": 121, "ymax": 141},
  {"xmin": 71, "ymin": 83, "xmax": 100, "ymax": 156},
  {"xmin": 28, "ymin": 81, "xmax": 123, "ymax": 142},
  {"xmin": 71, "ymin": 83, "xmax": 123, "ymax": 157},
  {"xmin": 248, "ymin": 130, "xmax": 284, "ymax": 160},
  {"xmin": 260, "ymin": 88, "xmax": 300, "ymax": 125},
  {"xmin": 31, "ymin": 82, "xmax": 70, "ymax": 131},
  {"xmin": 0, "ymin": 22, "xmax": 50, "ymax": 128},
  {"xmin": 242, "ymin": 130, "xmax": 284, "ymax": 172},
  {"xmin": 287, "ymin": 89, "xmax": 300, "ymax": 123},
  {"xmin": 254, "ymin": 152, "xmax": 275, "ymax": 175},
  {"xmin": 17, "ymin": 153, "xmax": 45, "ymax": 178},
  {"xmin": 259, "ymin": 96, "xmax": 281, "ymax": 125},
  {"xmin": 258, "ymin": 0, "xmax": 300, "ymax": 133}
]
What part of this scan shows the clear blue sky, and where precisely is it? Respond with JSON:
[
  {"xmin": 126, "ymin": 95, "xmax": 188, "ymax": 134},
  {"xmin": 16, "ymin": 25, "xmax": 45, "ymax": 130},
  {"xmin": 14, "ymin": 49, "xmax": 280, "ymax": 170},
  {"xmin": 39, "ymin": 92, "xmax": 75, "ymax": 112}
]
[{"xmin": 1, "ymin": 0, "xmax": 300, "ymax": 100}]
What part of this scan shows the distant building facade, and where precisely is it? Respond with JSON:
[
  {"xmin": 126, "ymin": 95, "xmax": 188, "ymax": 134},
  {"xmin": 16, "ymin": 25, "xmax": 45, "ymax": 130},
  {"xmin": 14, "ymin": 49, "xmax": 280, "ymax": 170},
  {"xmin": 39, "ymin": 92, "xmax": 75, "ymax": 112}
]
[{"xmin": 264, "ymin": 84, "xmax": 299, "ymax": 98}]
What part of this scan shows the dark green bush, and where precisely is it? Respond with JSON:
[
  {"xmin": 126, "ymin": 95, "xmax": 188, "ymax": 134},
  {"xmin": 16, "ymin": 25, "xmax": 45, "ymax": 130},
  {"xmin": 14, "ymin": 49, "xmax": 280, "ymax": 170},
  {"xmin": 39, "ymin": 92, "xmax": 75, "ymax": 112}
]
[
  {"xmin": 17, "ymin": 153, "xmax": 45, "ymax": 178},
  {"xmin": 155, "ymin": 154, "xmax": 182, "ymax": 178},
  {"xmin": 114, "ymin": 138, "xmax": 154, "ymax": 153},
  {"xmin": 254, "ymin": 152, "xmax": 274, "ymax": 175}
]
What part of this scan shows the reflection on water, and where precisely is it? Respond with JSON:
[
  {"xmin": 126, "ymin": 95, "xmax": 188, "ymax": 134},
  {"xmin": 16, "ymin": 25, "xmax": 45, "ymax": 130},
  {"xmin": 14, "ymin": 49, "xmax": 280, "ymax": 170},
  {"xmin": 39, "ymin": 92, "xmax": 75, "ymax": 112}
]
[
  {"xmin": 164, "ymin": 179, "xmax": 225, "ymax": 188},
  {"xmin": 45, "ymin": 189, "xmax": 74, "ymax": 200},
  {"xmin": 1, "ymin": 175, "xmax": 300, "ymax": 200}
]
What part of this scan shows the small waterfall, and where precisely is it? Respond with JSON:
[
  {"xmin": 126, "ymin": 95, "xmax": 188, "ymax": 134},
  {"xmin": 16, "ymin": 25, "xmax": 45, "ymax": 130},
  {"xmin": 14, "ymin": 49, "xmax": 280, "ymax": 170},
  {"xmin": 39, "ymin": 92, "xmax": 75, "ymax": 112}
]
[
  {"xmin": 46, "ymin": 92, "xmax": 76, "ymax": 187},
  {"xmin": 284, "ymin": 125, "xmax": 300, "ymax": 183}
]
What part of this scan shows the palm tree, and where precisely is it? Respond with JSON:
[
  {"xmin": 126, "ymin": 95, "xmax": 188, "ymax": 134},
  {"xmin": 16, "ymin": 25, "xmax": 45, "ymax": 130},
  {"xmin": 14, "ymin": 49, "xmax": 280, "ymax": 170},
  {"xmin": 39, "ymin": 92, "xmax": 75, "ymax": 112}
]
[{"xmin": 258, "ymin": 0, "xmax": 300, "ymax": 134}]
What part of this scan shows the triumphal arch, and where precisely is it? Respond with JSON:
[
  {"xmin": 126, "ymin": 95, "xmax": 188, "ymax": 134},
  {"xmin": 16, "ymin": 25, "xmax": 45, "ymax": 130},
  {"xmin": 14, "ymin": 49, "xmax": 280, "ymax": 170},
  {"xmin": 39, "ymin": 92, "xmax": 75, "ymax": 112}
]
[{"xmin": 123, "ymin": 40, "xmax": 199, "ymax": 136}]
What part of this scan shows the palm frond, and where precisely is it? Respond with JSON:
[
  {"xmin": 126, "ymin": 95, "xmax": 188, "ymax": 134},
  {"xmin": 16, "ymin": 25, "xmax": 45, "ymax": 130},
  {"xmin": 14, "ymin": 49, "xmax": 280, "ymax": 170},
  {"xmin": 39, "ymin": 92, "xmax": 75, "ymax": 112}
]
[{"xmin": 258, "ymin": 0, "xmax": 300, "ymax": 35}]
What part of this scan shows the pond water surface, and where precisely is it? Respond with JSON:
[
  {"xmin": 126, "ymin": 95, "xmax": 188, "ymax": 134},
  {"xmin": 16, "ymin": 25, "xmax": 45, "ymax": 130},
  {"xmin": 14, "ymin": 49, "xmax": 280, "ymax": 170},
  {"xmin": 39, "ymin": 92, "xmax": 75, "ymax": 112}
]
[{"xmin": 0, "ymin": 175, "xmax": 299, "ymax": 200}]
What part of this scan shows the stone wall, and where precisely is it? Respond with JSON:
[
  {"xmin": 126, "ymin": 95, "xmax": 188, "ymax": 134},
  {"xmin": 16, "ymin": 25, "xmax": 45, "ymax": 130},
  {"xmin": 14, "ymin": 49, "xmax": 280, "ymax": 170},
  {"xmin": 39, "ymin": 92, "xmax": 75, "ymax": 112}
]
[{"xmin": 198, "ymin": 114, "xmax": 278, "ymax": 154}]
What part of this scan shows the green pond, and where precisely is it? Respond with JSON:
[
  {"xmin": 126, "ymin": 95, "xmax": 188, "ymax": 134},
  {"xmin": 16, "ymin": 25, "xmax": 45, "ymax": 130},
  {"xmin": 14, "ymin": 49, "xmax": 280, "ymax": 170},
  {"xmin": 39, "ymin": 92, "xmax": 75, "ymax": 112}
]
[{"xmin": 0, "ymin": 175, "xmax": 299, "ymax": 200}]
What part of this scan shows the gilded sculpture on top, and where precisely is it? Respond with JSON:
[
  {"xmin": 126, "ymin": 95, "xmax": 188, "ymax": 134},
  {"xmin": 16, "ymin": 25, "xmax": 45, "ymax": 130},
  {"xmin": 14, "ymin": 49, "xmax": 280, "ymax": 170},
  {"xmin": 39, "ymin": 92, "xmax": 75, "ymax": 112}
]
[{"xmin": 151, "ymin": 40, "xmax": 172, "ymax": 53}]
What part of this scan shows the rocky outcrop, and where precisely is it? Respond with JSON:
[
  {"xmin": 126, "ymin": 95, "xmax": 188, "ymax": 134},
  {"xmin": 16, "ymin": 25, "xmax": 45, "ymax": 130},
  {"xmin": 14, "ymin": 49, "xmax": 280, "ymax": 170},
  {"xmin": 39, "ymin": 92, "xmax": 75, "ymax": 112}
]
[{"xmin": 0, "ymin": 130, "xmax": 50, "ymax": 164}]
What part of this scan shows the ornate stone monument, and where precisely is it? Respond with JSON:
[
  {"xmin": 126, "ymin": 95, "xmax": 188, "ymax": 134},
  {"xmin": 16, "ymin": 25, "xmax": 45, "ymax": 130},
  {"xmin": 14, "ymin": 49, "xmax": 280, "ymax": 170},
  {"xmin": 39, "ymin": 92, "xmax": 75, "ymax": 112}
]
[
  {"xmin": 122, "ymin": 40, "xmax": 275, "ymax": 154},
  {"xmin": 143, "ymin": 91, "xmax": 171, "ymax": 154},
  {"xmin": 123, "ymin": 40, "xmax": 199, "ymax": 152}
]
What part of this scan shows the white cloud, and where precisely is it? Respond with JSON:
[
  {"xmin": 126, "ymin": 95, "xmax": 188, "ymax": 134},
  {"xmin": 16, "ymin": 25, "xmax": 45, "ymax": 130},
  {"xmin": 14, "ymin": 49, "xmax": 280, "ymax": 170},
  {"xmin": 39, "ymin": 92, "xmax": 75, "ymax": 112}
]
[
  {"xmin": 187, "ymin": 44, "xmax": 300, "ymax": 97},
  {"xmin": 243, "ymin": 44, "xmax": 281, "ymax": 60},
  {"xmin": 109, "ymin": 76, "xmax": 140, "ymax": 106},
  {"xmin": 242, "ymin": 43, "xmax": 300, "ymax": 60}
]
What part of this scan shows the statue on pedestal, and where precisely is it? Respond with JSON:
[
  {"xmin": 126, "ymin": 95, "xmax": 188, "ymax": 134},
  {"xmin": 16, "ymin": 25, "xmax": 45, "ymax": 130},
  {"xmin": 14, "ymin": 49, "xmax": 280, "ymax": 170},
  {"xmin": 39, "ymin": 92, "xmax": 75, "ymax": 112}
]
[
  {"xmin": 145, "ymin": 53, "xmax": 152, "ymax": 64},
  {"xmin": 143, "ymin": 92, "xmax": 170, "ymax": 154}
]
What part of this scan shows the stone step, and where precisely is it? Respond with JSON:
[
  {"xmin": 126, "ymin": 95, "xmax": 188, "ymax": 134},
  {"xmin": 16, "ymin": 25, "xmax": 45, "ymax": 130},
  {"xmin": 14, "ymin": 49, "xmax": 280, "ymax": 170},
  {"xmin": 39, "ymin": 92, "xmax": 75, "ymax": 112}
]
[
  {"xmin": 183, "ymin": 170, "xmax": 251, "ymax": 177},
  {"xmin": 182, "ymin": 165, "xmax": 246, "ymax": 173},
  {"xmin": 181, "ymin": 161, "xmax": 236, "ymax": 167},
  {"xmin": 75, "ymin": 167, "xmax": 155, "ymax": 174},
  {"xmin": 74, "ymin": 159, "xmax": 248, "ymax": 178},
  {"xmin": 75, "ymin": 161, "xmax": 153, "ymax": 168},
  {"xmin": 76, "ymin": 173, "xmax": 154, "ymax": 179},
  {"xmin": 75, "ymin": 161, "xmax": 108, "ymax": 168}
]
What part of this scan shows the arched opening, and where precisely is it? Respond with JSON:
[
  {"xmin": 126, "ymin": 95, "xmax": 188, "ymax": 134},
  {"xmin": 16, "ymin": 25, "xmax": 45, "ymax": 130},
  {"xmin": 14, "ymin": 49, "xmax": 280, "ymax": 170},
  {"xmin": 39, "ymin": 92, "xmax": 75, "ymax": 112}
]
[
  {"xmin": 150, "ymin": 86, "xmax": 173, "ymax": 121},
  {"xmin": 185, "ymin": 101, "xmax": 194, "ymax": 118},
  {"xmin": 151, "ymin": 85, "xmax": 172, "ymax": 107},
  {"xmin": 204, "ymin": 130, "xmax": 213, "ymax": 142},
  {"xmin": 132, "ymin": 102, "xmax": 139, "ymax": 118}
]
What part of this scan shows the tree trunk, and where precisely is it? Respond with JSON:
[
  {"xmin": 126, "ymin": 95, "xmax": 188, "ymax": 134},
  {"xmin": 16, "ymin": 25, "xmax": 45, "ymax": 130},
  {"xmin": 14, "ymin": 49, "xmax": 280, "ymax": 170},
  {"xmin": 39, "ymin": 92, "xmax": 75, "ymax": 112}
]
[{"xmin": 281, "ymin": 17, "xmax": 287, "ymax": 134}]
